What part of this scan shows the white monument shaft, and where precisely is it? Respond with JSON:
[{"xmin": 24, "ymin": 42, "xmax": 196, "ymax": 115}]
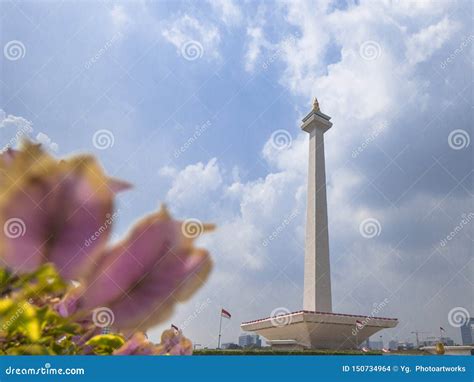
[
  {"xmin": 240, "ymin": 99, "xmax": 398, "ymax": 350},
  {"xmin": 301, "ymin": 104, "xmax": 332, "ymax": 312}
]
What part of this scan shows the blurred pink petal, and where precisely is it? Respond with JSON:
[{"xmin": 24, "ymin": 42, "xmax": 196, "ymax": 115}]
[
  {"xmin": 76, "ymin": 206, "xmax": 213, "ymax": 330},
  {"xmin": 155, "ymin": 329, "xmax": 193, "ymax": 355},
  {"xmin": 113, "ymin": 332, "xmax": 156, "ymax": 355},
  {"xmin": 0, "ymin": 143, "xmax": 123, "ymax": 279},
  {"xmin": 55, "ymin": 287, "xmax": 81, "ymax": 317},
  {"xmin": 0, "ymin": 148, "xmax": 18, "ymax": 165},
  {"xmin": 107, "ymin": 177, "xmax": 132, "ymax": 193}
]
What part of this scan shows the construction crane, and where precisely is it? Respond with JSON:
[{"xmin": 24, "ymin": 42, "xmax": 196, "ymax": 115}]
[{"xmin": 411, "ymin": 331, "xmax": 430, "ymax": 347}]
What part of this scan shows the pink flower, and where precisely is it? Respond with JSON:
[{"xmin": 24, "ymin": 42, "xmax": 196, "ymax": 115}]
[
  {"xmin": 113, "ymin": 332, "xmax": 157, "ymax": 355},
  {"xmin": 73, "ymin": 205, "xmax": 213, "ymax": 330},
  {"xmin": 114, "ymin": 330, "xmax": 192, "ymax": 355},
  {"xmin": 155, "ymin": 329, "xmax": 193, "ymax": 355},
  {"xmin": 0, "ymin": 143, "xmax": 128, "ymax": 279},
  {"xmin": 1, "ymin": 142, "xmax": 213, "ymax": 332}
]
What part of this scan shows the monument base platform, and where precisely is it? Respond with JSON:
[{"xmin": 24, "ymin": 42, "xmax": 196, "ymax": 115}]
[{"xmin": 240, "ymin": 310, "xmax": 398, "ymax": 350}]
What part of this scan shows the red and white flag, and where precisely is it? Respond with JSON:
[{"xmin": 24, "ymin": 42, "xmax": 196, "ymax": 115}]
[
  {"xmin": 355, "ymin": 320, "xmax": 364, "ymax": 329},
  {"xmin": 221, "ymin": 308, "xmax": 231, "ymax": 319}
]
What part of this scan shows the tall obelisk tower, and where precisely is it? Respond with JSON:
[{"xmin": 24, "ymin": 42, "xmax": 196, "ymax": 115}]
[
  {"xmin": 301, "ymin": 98, "xmax": 332, "ymax": 312},
  {"xmin": 241, "ymin": 98, "xmax": 398, "ymax": 349}
]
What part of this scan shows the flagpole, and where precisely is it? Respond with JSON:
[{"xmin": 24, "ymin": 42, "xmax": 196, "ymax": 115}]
[{"xmin": 217, "ymin": 312, "xmax": 223, "ymax": 349}]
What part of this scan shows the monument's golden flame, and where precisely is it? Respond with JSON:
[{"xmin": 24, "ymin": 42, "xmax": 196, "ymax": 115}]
[{"xmin": 312, "ymin": 97, "xmax": 320, "ymax": 112}]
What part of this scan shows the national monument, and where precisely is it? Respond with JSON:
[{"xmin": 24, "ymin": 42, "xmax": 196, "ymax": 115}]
[{"xmin": 240, "ymin": 99, "xmax": 398, "ymax": 350}]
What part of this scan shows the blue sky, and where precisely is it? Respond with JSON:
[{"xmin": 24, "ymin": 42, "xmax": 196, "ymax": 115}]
[{"xmin": 1, "ymin": 0, "xmax": 472, "ymax": 348}]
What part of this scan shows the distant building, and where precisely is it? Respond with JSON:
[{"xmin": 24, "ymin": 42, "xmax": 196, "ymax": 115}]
[
  {"xmin": 221, "ymin": 343, "xmax": 241, "ymax": 349},
  {"xmin": 369, "ymin": 340, "xmax": 383, "ymax": 350},
  {"xmin": 238, "ymin": 333, "xmax": 262, "ymax": 348},
  {"xmin": 421, "ymin": 336, "xmax": 454, "ymax": 346},
  {"xmin": 460, "ymin": 318, "xmax": 474, "ymax": 345},
  {"xmin": 388, "ymin": 340, "xmax": 398, "ymax": 350},
  {"xmin": 397, "ymin": 342, "xmax": 414, "ymax": 350}
]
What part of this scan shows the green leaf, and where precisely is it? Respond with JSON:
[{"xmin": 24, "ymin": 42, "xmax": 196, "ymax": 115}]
[
  {"xmin": 0, "ymin": 299, "xmax": 41, "ymax": 341},
  {"xmin": 0, "ymin": 268, "xmax": 12, "ymax": 292},
  {"xmin": 13, "ymin": 263, "xmax": 67, "ymax": 298},
  {"xmin": 6, "ymin": 344, "xmax": 54, "ymax": 355},
  {"xmin": 86, "ymin": 334, "xmax": 125, "ymax": 355}
]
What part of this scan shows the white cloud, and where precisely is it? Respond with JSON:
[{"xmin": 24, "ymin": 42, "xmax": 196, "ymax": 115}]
[
  {"xmin": 110, "ymin": 4, "xmax": 131, "ymax": 31},
  {"xmin": 208, "ymin": 0, "xmax": 242, "ymax": 26},
  {"xmin": 153, "ymin": 1, "xmax": 471, "ymax": 345},
  {"xmin": 163, "ymin": 158, "xmax": 223, "ymax": 212},
  {"xmin": 35, "ymin": 132, "xmax": 59, "ymax": 152},
  {"xmin": 257, "ymin": 0, "xmax": 461, "ymax": 168},
  {"xmin": 158, "ymin": 165, "xmax": 177, "ymax": 178},
  {"xmin": 406, "ymin": 17, "xmax": 459, "ymax": 66},
  {"xmin": 243, "ymin": 5, "xmax": 272, "ymax": 72},
  {"xmin": 244, "ymin": 26, "xmax": 267, "ymax": 72},
  {"xmin": 0, "ymin": 109, "xmax": 34, "ymax": 151},
  {"xmin": 0, "ymin": 109, "xmax": 33, "ymax": 133},
  {"xmin": 162, "ymin": 15, "xmax": 221, "ymax": 60}
]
